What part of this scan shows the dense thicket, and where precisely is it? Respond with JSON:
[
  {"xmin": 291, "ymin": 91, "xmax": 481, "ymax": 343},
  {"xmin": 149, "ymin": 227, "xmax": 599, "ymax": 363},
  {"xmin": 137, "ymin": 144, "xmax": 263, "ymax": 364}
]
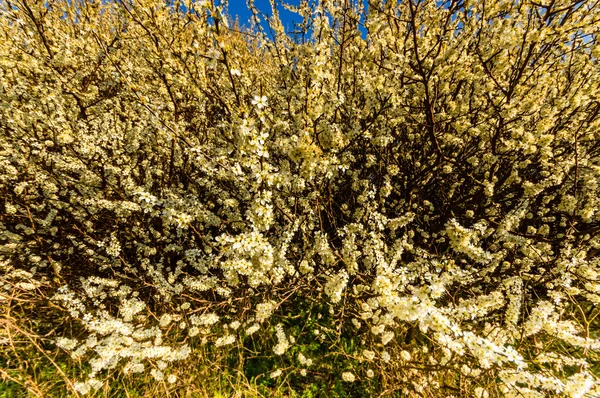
[{"xmin": 1, "ymin": 0, "xmax": 600, "ymax": 396}]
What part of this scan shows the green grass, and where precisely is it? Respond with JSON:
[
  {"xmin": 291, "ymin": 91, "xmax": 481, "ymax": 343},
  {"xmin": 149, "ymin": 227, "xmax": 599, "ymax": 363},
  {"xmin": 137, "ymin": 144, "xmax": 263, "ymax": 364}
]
[
  {"xmin": 7, "ymin": 279, "xmax": 597, "ymax": 397},
  {"xmin": 0, "ymin": 283, "xmax": 372, "ymax": 398}
]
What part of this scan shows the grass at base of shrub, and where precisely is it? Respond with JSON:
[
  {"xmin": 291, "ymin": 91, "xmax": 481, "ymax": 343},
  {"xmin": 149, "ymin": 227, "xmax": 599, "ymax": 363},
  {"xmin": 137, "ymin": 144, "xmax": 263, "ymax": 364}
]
[
  {"xmin": 0, "ymin": 282, "xmax": 369, "ymax": 398},
  {"xmin": 8, "ymin": 278, "xmax": 596, "ymax": 398}
]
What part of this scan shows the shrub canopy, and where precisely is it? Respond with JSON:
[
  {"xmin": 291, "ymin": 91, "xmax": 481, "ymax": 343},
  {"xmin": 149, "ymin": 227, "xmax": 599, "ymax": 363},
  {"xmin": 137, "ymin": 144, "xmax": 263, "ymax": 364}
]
[{"xmin": 1, "ymin": 0, "xmax": 600, "ymax": 396}]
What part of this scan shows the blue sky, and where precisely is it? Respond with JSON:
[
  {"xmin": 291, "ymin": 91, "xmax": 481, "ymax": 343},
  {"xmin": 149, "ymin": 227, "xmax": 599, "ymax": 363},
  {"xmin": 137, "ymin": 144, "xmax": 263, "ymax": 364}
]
[
  {"xmin": 224, "ymin": 0, "xmax": 370, "ymax": 39},
  {"xmin": 227, "ymin": 0, "xmax": 304, "ymax": 33}
]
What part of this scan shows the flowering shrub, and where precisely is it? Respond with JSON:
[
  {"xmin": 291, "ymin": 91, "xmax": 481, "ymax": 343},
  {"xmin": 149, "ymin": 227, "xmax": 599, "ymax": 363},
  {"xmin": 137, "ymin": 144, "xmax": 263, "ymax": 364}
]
[{"xmin": 1, "ymin": 0, "xmax": 600, "ymax": 396}]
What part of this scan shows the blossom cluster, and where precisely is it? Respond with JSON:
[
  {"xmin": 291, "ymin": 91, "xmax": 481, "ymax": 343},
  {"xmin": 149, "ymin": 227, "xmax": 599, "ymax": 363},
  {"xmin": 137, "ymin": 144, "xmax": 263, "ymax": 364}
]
[{"xmin": 1, "ymin": 0, "xmax": 600, "ymax": 396}]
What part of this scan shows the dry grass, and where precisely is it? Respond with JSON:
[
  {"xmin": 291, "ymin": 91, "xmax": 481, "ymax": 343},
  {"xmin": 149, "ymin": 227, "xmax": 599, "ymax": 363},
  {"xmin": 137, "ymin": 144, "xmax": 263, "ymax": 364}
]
[
  {"xmin": 5, "ymin": 276, "xmax": 595, "ymax": 398},
  {"xmin": 0, "ymin": 277, "xmax": 300, "ymax": 398}
]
